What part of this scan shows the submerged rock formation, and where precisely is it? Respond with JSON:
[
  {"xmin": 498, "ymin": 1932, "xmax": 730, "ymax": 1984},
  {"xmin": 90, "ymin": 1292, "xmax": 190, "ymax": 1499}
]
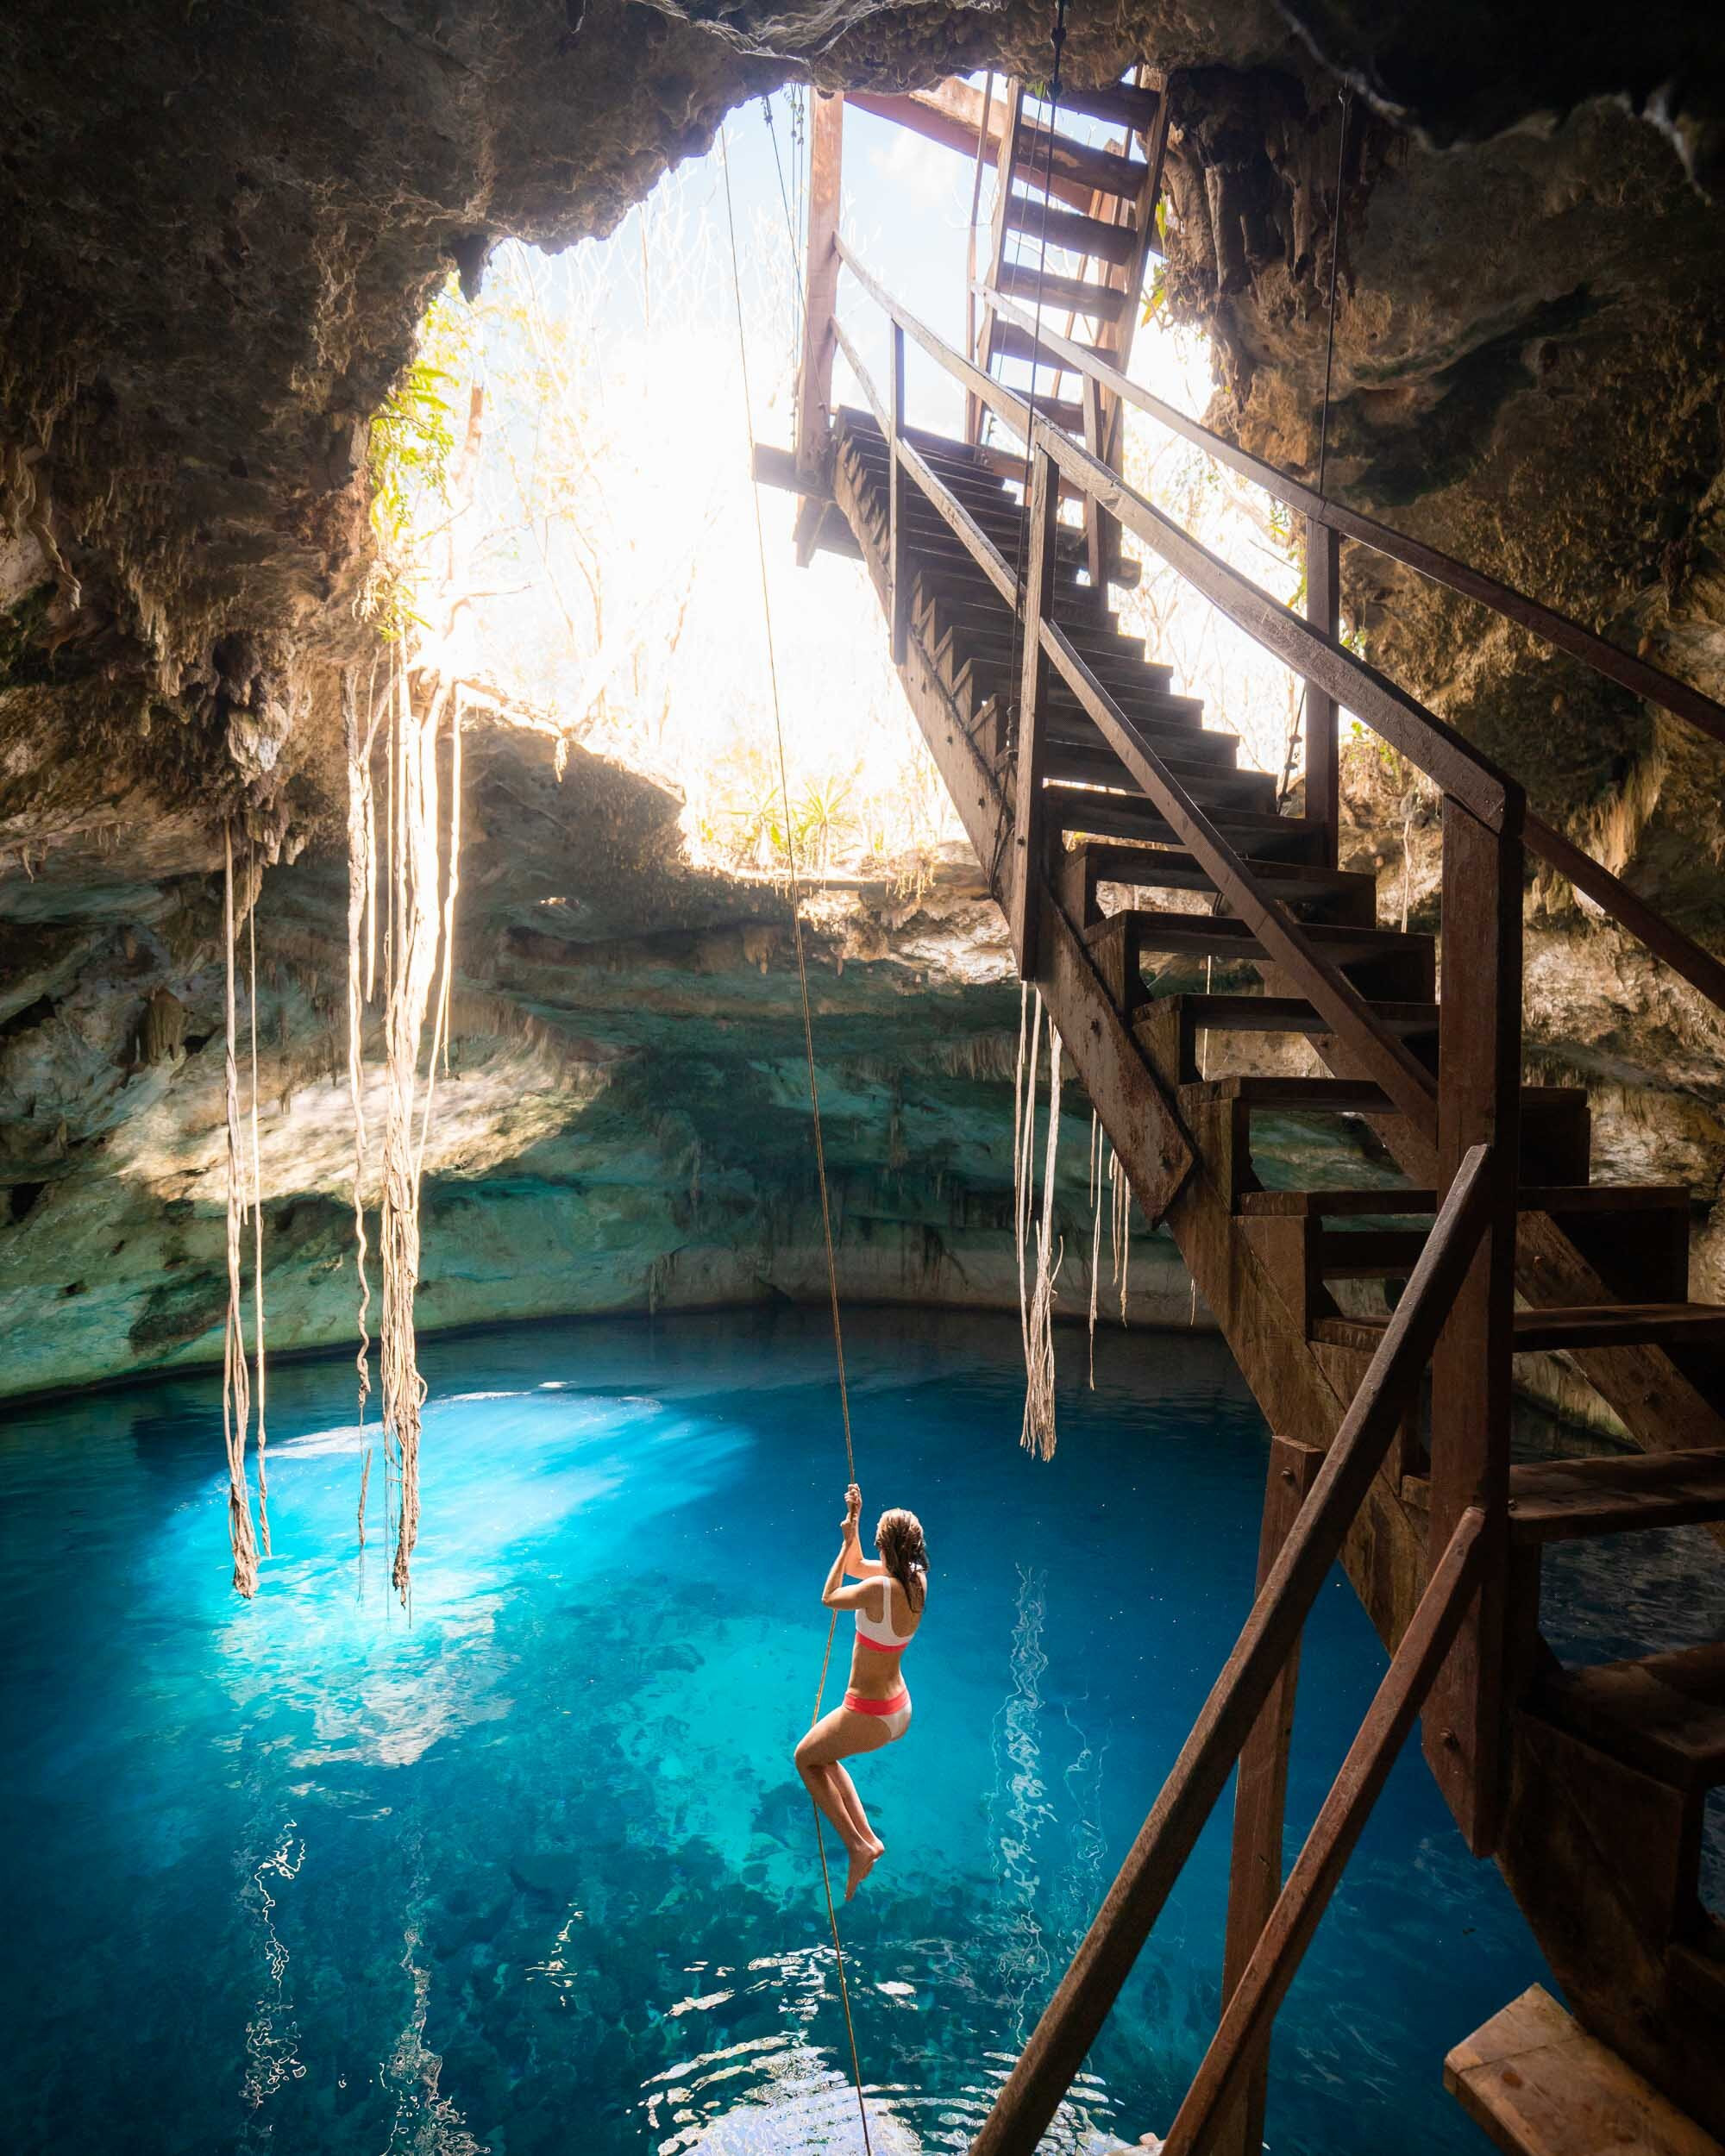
[{"xmin": 3, "ymin": 0, "xmax": 1724, "ymax": 1398}]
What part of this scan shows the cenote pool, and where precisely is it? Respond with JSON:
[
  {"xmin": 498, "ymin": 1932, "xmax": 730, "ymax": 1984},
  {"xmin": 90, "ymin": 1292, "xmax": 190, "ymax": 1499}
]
[{"xmin": 4, "ymin": 1308, "xmax": 1718, "ymax": 2156}]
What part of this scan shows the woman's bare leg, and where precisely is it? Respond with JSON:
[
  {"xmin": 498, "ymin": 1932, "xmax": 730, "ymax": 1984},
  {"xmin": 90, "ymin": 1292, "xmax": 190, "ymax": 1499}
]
[
  {"xmin": 828, "ymin": 1762, "xmax": 883, "ymax": 1861},
  {"xmin": 794, "ymin": 1709, "xmax": 891, "ymax": 1899}
]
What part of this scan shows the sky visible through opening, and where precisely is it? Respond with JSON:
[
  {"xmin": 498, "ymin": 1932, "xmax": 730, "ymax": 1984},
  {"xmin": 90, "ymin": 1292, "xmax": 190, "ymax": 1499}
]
[{"xmin": 389, "ymin": 85, "xmax": 1312, "ymax": 877}]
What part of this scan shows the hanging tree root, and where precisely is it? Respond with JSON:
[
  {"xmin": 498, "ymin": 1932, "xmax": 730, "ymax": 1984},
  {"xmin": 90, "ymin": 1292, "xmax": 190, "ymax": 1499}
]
[{"xmin": 222, "ymin": 824, "xmax": 262, "ymax": 1598}]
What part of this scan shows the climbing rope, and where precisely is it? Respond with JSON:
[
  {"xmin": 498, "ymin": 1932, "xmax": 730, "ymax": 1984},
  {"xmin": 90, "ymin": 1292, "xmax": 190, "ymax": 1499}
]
[{"xmin": 718, "ymin": 123, "xmax": 873, "ymax": 2156}]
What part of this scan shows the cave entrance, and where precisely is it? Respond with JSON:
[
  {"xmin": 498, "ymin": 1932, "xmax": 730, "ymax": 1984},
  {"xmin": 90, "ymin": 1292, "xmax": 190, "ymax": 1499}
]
[{"xmin": 372, "ymin": 80, "xmax": 1313, "ymax": 885}]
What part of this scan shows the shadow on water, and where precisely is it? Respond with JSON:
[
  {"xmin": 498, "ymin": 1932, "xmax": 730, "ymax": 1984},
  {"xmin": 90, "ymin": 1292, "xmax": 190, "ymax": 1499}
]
[{"xmin": 1, "ymin": 1305, "xmax": 1716, "ymax": 2155}]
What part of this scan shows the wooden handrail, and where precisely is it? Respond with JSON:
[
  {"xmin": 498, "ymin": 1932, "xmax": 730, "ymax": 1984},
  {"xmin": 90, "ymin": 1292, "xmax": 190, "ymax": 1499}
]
[
  {"xmin": 1158, "ymin": 1505, "xmax": 1488, "ymax": 2156},
  {"xmin": 981, "ymin": 284, "xmax": 1725, "ymax": 758},
  {"xmin": 837, "ymin": 237, "xmax": 1517, "ymax": 832},
  {"xmin": 1032, "ymin": 418, "xmax": 1517, "ymax": 833},
  {"xmin": 1525, "ymin": 812, "xmax": 1725, "ymax": 1012},
  {"xmin": 1042, "ymin": 622, "xmax": 1440, "ymax": 1131},
  {"xmin": 981, "ymin": 291, "xmax": 1725, "ymax": 1018},
  {"xmin": 968, "ymin": 1144, "xmax": 1497, "ymax": 2156}
]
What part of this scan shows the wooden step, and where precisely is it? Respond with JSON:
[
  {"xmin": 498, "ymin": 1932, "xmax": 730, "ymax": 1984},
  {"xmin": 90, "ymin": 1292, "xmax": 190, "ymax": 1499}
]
[
  {"xmin": 1002, "ymin": 193, "xmax": 1141, "ymax": 268},
  {"xmin": 1059, "ymin": 770, "xmax": 1276, "ymax": 824},
  {"xmin": 996, "ymin": 260, "xmax": 1133, "ymax": 323},
  {"xmin": 1013, "ymin": 121, "xmax": 1145, "ymax": 203},
  {"xmin": 963, "ymin": 668, "xmax": 1206, "ymax": 730},
  {"xmin": 1038, "ymin": 78, "xmax": 1161, "ymax": 135},
  {"xmin": 1238, "ymin": 1186, "xmax": 1440, "ymax": 1218},
  {"xmin": 991, "ymin": 318, "xmax": 1111, "ymax": 367},
  {"xmin": 844, "ymin": 438, "xmax": 1015, "ymax": 511},
  {"xmin": 935, "ymin": 612, "xmax": 1151, "ymax": 674},
  {"xmin": 1185, "ymin": 1073, "xmax": 1421, "ymax": 1117},
  {"xmin": 1316, "ymin": 1303, "xmax": 1725, "ymax": 1359},
  {"xmin": 1090, "ymin": 908, "xmax": 1426, "ymax": 969},
  {"xmin": 1151, "ymin": 991, "xmax": 1439, "ymax": 1037},
  {"xmin": 1048, "ymin": 734, "xmax": 1239, "ymax": 782},
  {"xmin": 1237, "ymin": 1182, "xmax": 1690, "ymax": 1220},
  {"xmin": 1533, "ymin": 1642, "xmax": 1725, "ymax": 1794},
  {"xmin": 1047, "ymin": 790, "xmax": 1333, "ymax": 860},
  {"xmin": 911, "ymin": 558, "xmax": 1110, "ymax": 623},
  {"xmin": 1446, "ymin": 1984, "xmax": 1722, "ymax": 2156},
  {"xmin": 838, "ymin": 410, "xmax": 994, "ymax": 475},
  {"xmin": 919, "ymin": 589, "xmax": 1123, "ymax": 644},
  {"xmin": 1503, "ymin": 1444, "xmax": 1725, "ymax": 1543},
  {"xmin": 1138, "ymin": 993, "xmax": 1439, "ymax": 1087},
  {"xmin": 1065, "ymin": 841, "xmax": 1378, "ymax": 916},
  {"xmin": 1312, "ymin": 1228, "xmax": 1428, "ymax": 1279}
]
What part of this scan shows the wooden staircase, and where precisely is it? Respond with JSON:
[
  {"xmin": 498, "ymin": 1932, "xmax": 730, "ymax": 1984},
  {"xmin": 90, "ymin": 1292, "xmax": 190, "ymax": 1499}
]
[{"xmin": 768, "ymin": 78, "xmax": 1725, "ymax": 2156}]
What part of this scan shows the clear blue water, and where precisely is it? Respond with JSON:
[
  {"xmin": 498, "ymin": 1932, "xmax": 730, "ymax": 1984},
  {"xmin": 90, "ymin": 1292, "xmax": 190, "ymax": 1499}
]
[{"xmin": 0, "ymin": 1308, "xmax": 1710, "ymax": 2156}]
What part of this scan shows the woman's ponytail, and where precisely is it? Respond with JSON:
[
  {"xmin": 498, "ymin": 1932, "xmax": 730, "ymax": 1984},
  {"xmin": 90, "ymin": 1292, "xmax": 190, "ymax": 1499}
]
[{"xmin": 877, "ymin": 1508, "xmax": 928, "ymax": 1614}]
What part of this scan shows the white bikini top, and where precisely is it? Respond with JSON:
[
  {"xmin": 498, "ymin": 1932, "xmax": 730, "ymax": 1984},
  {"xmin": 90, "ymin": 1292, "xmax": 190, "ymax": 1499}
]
[{"xmin": 855, "ymin": 1576, "xmax": 918, "ymax": 1652}]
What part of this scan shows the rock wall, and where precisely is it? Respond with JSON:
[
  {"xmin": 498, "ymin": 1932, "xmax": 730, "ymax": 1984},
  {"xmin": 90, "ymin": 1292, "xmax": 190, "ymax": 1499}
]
[
  {"xmin": 0, "ymin": 722, "xmax": 1200, "ymax": 1399},
  {"xmin": 3, "ymin": 0, "xmax": 1725, "ymax": 1400}
]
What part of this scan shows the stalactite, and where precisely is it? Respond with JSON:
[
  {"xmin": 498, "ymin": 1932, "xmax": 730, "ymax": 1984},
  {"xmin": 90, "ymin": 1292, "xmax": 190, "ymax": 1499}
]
[
  {"xmin": 1110, "ymin": 1143, "xmax": 1131, "ymax": 1325},
  {"xmin": 222, "ymin": 824, "xmax": 261, "ymax": 1599}
]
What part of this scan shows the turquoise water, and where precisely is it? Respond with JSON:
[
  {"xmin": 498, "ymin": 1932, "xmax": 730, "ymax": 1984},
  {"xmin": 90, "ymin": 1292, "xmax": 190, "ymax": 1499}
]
[{"xmin": 0, "ymin": 1307, "xmax": 1685, "ymax": 2156}]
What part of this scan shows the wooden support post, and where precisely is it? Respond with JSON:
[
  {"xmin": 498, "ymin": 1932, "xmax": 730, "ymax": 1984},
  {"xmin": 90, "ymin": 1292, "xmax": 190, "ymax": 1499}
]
[
  {"xmin": 793, "ymin": 91, "xmax": 844, "ymax": 566},
  {"xmin": 1160, "ymin": 1509, "xmax": 1486, "ymax": 2156},
  {"xmin": 965, "ymin": 1148, "xmax": 1494, "ymax": 2156},
  {"xmin": 1423, "ymin": 793, "xmax": 1522, "ymax": 1855},
  {"xmin": 1305, "ymin": 517, "xmax": 1340, "ymax": 865},
  {"xmin": 1214, "ymin": 1436, "xmax": 1322, "ymax": 2156},
  {"xmin": 889, "ymin": 323, "xmax": 909, "ymax": 664},
  {"xmin": 1008, "ymin": 439, "xmax": 1058, "ymax": 979},
  {"xmin": 1081, "ymin": 373, "xmax": 1119, "ymax": 592}
]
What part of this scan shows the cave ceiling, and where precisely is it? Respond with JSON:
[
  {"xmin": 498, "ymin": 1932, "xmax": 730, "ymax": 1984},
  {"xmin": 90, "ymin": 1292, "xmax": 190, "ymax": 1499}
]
[{"xmin": 3, "ymin": 0, "xmax": 1722, "ymax": 896}]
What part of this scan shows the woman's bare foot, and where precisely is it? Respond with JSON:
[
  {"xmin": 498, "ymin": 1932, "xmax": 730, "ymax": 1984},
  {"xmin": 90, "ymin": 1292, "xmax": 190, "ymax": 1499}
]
[{"xmin": 844, "ymin": 1836, "xmax": 886, "ymax": 1901}]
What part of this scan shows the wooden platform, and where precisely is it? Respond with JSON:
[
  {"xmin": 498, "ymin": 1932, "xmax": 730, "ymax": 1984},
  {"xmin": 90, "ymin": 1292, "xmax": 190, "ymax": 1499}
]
[{"xmin": 1445, "ymin": 1986, "xmax": 1725, "ymax": 2156}]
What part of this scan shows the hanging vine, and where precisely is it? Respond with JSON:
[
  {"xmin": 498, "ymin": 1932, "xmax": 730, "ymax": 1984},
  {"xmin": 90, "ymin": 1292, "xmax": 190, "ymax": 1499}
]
[
  {"xmin": 222, "ymin": 824, "xmax": 262, "ymax": 1598},
  {"xmin": 1013, "ymin": 984, "xmax": 1063, "ymax": 1460}
]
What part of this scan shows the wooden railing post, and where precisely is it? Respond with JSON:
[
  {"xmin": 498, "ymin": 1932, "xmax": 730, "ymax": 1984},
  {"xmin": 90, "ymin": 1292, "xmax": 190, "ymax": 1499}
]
[
  {"xmin": 1214, "ymin": 1436, "xmax": 1320, "ymax": 2156},
  {"xmin": 1007, "ymin": 435, "xmax": 1058, "ymax": 980},
  {"xmin": 1422, "ymin": 791, "xmax": 1523, "ymax": 1855},
  {"xmin": 888, "ymin": 322, "xmax": 909, "ymax": 663},
  {"xmin": 793, "ymin": 91, "xmax": 844, "ymax": 566},
  {"xmin": 1305, "ymin": 516, "xmax": 1340, "ymax": 865}
]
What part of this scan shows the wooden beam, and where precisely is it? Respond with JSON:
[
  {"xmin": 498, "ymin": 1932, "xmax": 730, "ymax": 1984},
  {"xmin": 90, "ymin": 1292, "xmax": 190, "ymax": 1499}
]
[
  {"xmin": 1159, "ymin": 1507, "xmax": 1487, "ymax": 2156},
  {"xmin": 888, "ymin": 323, "xmax": 909, "ymax": 664},
  {"xmin": 1425, "ymin": 798, "xmax": 1522, "ymax": 1856},
  {"xmin": 1009, "ymin": 444, "xmax": 1057, "ymax": 977},
  {"xmin": 966, "ymin": 1147, "xmax": 1495, "ymax": 2156},
  {"xmin": 1305, "ymin": 518, "xmax": 1340, "ymax": 864},
  {"xmin": 1215, "ymin": 1436, "xmax": 1322, "ymax": 2156},
  {"xmin": 793, "ymin": 91, "xmax": 843, "ymax": 566},
  {"xmin": 751, "ymin": 441, "xmax": 829, "ymax": 499},
  {"xmin": 844, "ymin": 81, "xmax": 1096, "ymax": 213}
]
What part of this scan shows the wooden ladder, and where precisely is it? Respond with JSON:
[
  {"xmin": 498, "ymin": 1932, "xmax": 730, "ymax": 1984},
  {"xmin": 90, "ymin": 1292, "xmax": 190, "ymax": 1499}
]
[{"xmin": 768, "ymin": 79, "xmax": 1725, "ymax": 2156}]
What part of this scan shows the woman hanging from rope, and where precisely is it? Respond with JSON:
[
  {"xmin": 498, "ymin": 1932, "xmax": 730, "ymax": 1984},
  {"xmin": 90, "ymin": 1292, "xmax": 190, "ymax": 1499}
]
[{"xmin": 794, "ymin": 1483, "xmax": 928, "ymax": 1900}]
